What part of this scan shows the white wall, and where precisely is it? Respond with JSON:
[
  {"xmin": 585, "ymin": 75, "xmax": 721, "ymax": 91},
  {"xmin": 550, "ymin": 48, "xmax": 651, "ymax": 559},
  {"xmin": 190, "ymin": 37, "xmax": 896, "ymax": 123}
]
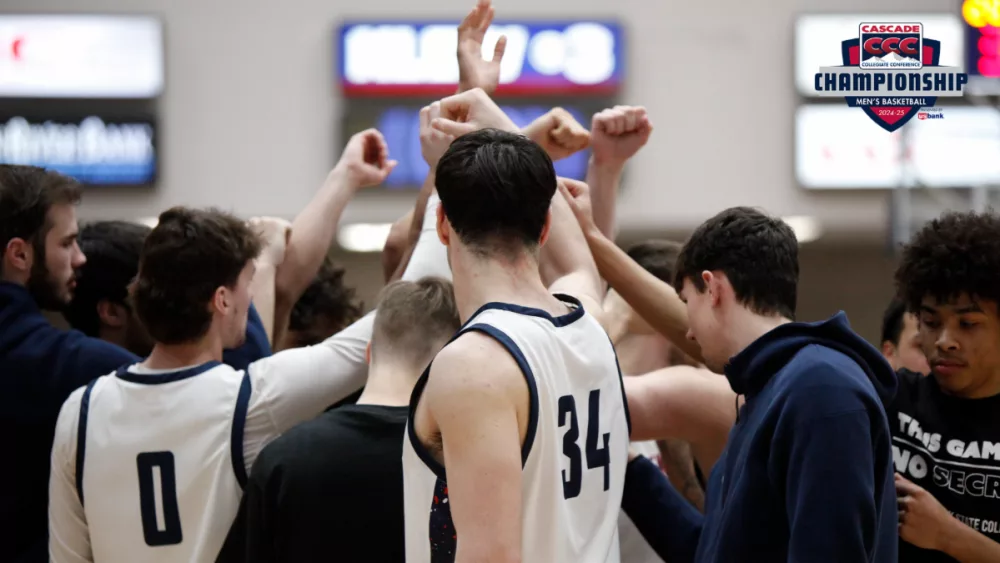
[{"xmin": 4, "ymin": 0, "xmax": 958, "ymax": 240}]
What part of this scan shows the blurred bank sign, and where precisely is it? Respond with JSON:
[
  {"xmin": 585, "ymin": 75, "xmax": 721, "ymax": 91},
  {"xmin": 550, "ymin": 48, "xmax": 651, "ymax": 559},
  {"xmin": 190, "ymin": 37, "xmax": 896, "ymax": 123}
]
[
  {"xmin": 337, "ymin": 20, "xmax": 623, "ymax": 96},
  {"xmin": 0, "ymin": 15, "xmax": 164, "ymax": 98},
  {"xmin": 0, "ymin": 115, "xmax": 157, "ymax": 186},
  {"xmin": 794, "ymin": 14, "xmax": 963, "ymax": 97},
  {"xmin": 795, "ymin": 105, "xmax": 1000, "ymax": 189}
]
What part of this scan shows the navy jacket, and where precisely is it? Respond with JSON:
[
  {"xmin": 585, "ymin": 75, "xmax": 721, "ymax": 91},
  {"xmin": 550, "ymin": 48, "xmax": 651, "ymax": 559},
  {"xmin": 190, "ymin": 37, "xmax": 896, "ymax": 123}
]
[
  {"xmin": 622, "ymin": 312, "xmax": 899, "ymax": 563},
  {"xmin": 0, "ymin": 282, "xmax": 272, "ymax": 562}
]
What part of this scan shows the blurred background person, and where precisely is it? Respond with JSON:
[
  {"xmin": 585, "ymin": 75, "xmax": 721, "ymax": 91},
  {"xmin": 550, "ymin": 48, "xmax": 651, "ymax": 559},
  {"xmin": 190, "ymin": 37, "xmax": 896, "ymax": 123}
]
[{"xmin": 880, "ymin": 298, "xmax": 931, "ymax": 375}]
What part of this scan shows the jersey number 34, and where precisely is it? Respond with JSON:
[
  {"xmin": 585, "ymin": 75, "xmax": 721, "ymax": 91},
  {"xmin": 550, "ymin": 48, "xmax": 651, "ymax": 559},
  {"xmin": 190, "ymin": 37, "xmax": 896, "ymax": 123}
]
[{"xmin": 558, "ymin": 389, "xmax": 611, "ymax": 499}]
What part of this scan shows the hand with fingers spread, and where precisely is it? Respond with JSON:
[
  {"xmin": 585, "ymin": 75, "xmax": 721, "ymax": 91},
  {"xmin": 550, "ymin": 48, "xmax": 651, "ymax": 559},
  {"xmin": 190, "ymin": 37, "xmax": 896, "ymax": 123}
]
[
  {"xmin": 521, "ymin": 107, "xmax": 591, "ymax": 161},
  {"xmin": 334, "ymin": 129, "xmax": 398, "ymax": 189},
  {"xmin": 457, "ymin": 0, "xmax": 507, "ymax": 95},
  {"xmin": 590, "ymin": 105, "xmax": 653, "ymax": 167},
  {"xmin": 249, "ymin": 217, "xmax": 292, "ymax": 267},
  {"xmin": 420, "ymin": 102, "xmax": 456, "ymax": 168},
  {"xmin": 896, "ymin": 473, "xmax": 956, "ymax": 551},
  {"xmin": 558, "ymin": 177, "xmax": 599, "ymax": 238},
  {"xmin": 432, "ymin": 87, "xmax": 518, "ymax": 138}
]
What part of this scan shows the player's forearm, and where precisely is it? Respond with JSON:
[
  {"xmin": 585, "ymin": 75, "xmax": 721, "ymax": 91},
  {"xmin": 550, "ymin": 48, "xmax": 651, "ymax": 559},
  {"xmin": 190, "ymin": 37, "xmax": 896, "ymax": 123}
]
[
  {"xmin": 657, "ymin": 439, "xmax": 705, "ymax": 513},
  {"xmin": 250, "ymin": 261, "xmax": 278, "ymax": 345},
  {"xmin": 539, "ymin": 189, "xmax": 602, "ymax": 299},
  {"xmin": 585, "ymin": 157, "xmax": 624, "ymax": 239},
  {"xmin": 275, "ymin": 168, "xmax": 358, "ymax": 307},
  {"xmin": 940, "ymin": 517, "xmax": 1000, "ymax": 562},
  {"xmin": 585, "ymin": 231, "xmax": 703, "ymax": 363}
]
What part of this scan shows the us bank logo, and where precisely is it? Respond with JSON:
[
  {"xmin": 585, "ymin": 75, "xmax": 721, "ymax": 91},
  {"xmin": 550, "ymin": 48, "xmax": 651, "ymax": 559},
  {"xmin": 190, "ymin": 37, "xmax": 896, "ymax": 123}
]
[{"xmin": 813, "ymin": 22, "xmax": 969, "ymax": 132}]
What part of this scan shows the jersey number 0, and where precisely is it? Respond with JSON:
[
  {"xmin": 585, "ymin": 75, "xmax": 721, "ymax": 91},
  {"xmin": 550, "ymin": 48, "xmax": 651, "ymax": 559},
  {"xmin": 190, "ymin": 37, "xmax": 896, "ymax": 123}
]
[
  {"xmin": 136, "ymin": 451, "xmax": 184, "ymax": 546},
  {"xmin": 558, "ymin": 389, "xmax": 611, "ymax": 499}
]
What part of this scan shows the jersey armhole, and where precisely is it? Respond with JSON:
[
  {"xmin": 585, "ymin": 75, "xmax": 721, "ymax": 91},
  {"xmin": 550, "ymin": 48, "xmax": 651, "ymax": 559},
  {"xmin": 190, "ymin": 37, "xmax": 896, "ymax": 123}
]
[
  {"xmin": 75, "ymin": 378, "xmax": 99, "ymax": 507},
  {"xmin": 607, "ymin": 335, "xmax": 633, "ymax": 437},
  {"xmin": 230, "ymin": 372, "xmax": 253, "ymax": 488},
  {"xmin": 406, "ymin": 322, "xmax": 540, "ymax": 480}
]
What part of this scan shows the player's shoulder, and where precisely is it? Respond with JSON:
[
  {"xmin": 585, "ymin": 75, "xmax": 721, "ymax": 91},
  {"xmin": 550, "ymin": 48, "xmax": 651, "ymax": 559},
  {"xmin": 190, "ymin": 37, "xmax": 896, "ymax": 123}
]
[{"xmin": 427, "ymin": 333, "xmax": 525, "ymax": 399}]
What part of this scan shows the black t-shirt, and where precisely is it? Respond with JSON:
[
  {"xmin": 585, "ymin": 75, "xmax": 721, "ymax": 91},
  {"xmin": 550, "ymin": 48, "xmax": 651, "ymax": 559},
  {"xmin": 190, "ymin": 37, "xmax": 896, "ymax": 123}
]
[
  {"xmin": 890, "ymin": 368, "xmax": 1000, "ymax": 562},
  {"xmin": 216, "ymin": 404, "xmax": 408, "ymax": 563}
]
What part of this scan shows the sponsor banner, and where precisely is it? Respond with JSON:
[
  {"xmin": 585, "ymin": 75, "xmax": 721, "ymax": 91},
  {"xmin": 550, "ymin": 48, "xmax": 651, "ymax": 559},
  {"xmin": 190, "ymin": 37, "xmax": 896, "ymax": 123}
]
[
  {"xmin": 344, "ymin": 105, "xmax": 590, "ymax": 188},
  {"xmin": 962, "ymin": 0, "xmax": 1000, "ymax": 93},
  {"xmin": 0, "ymin": 15, "xmax": 164, "ymax": 98},
  {"xmin": 337, "ymin": 21, "xmax": 623, "ymax": 96},
  {"xmin": 0, "ymin": 115, "xmax": 157, "ymax": 186},
  {"xmin": 795, "ymin": 105, "xmax": 1000, "ymax": 189}
]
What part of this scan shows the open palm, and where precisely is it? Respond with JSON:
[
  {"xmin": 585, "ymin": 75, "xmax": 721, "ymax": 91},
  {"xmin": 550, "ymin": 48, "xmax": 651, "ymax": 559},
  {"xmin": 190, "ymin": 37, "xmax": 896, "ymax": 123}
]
[{"xmin": 457, "ymin": 0, "xmax": 507, "ymax": 94}]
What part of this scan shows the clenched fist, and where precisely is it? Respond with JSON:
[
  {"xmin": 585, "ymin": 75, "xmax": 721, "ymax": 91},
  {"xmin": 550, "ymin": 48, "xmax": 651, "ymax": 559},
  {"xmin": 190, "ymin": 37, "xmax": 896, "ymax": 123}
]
[
  {"xmin": 590, "ymin": 106, "xmax": 653, "ymax": 167},
  {"xmin": 420, "ymin": 102, "xmax": 456, "ymax": 168},
  {"xmin": 432, "ymin": 87, "xmax": 518, "ymax": 137},
  {"xmin": 521, "ymin": 107, "xmax": 591, "ymax": 161}
]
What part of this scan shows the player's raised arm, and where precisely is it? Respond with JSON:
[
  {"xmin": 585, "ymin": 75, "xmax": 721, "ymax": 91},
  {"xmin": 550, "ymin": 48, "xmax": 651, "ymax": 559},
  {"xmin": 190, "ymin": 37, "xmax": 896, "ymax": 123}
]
[
  {"xmin": 423, "ymin": 334, "xmax": 526, "ymax": 563},
  {"xmin": 587, "ymin": 106, "xmax": 652, "ymax": 238},
  {"xmin": 272, "ymin": 129, "xmax": 396, "ymax": 345},
  {"xmin": 540, "ymin": 179, "xmax": 604, "ymax": 321},
  {"xmin": 520, "ymin": 108, "xmax": 590, "ymax": 162},
  {"xmin": 247, "ymin": 217, "xmax": 290, "ymax": 344},
  {"xmin": 561, "ymin": 181, "xmax": 703, "ymax": 365},
  {"xmin": 456, "ymin": 0, "xmax": 506, "ymax": 95}
]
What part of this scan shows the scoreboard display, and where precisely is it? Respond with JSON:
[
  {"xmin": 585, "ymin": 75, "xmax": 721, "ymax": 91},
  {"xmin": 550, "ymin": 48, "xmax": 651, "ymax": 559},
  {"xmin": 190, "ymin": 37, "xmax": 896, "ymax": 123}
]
[
  {"xmin": 337, "ymin": 21, "xmax": 624, "ymax": 97},
  {"xmin": 963, "ymin": 0, "xmax": 1000, "ymax": 85}
]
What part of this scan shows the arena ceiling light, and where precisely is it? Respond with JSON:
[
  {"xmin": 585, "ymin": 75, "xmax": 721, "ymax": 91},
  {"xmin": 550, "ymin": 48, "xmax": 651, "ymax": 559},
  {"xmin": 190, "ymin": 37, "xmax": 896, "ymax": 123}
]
[
  {"xmin": 337, "ymin": 223, "xmax": 393, "ymax": 253},
  {"xmin": 782, "ymin": 215, "xmax": 822, "ymax": 244}
]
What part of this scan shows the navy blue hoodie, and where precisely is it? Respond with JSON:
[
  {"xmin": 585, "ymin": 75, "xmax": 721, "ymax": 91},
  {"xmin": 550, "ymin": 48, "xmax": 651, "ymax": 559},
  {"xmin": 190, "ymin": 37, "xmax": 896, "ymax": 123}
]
[
  {"xmin": 0, "ymin": 282, "xmax": 272, "ymax": 562},
  {"xmin": 622, "ymin": 312, "xmax": 899, "ymax": 563}
]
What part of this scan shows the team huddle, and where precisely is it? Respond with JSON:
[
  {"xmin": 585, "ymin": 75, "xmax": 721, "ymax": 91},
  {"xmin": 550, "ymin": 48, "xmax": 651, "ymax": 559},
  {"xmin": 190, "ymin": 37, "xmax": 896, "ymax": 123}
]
[{"xmin": 2, "ymin": 2, "xmax": 1000, "ymax": 563}]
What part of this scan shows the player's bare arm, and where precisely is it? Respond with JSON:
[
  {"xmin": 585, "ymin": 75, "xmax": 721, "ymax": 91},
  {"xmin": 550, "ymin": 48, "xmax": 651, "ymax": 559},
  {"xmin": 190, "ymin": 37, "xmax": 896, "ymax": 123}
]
[
  {"xmin": 540, "ymin": 180, "xmax": 605, "ymax": 324},
  {"xmin": 625, "ymin": 367, "xmax": 736, "ymax": 473},
  {"xmin": 247, "ymin": 216, "xmax": 290, "ymax": 344},
  {"xmin": 561, "ymin": 183, "xmax": 703, "ymax": 364},
  {"xmin": 586, "ymin": 105, "xmax": 652, "ymax": 238},
  {"xmin": 416, "ymin": 332, "xmax": 530, "ymax": 563}
]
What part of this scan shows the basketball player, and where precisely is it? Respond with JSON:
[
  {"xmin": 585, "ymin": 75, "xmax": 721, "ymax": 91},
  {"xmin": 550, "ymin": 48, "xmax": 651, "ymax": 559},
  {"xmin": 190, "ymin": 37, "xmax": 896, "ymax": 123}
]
[
  {"xmin": 405, "ymin": 92, "xmax": 629, "ymax": 562},
  {"xmin": 891, "ymin": 211, "xmax": 1000, "ymax": 561},
  {"xmin": 218, "ymin": 278, "xmax": 460, "ymax": 563},
  {"xmin": 880, "ymin": 298, "xmax": 930, "ymax": 374}
]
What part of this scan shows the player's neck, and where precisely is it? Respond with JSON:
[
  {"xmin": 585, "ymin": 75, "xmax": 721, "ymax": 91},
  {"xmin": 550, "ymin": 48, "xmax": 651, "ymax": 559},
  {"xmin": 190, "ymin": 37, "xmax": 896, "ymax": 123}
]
[
  {"xmin": 451, "ymin": 251, "xmax": 554, "ymax": 323},
  {"xmin": 143, "ymin": 337, "xmax": 224, "ymax": 371},
  {"xmin": 356, "ymin": 361, "xmax": 422, "ymax": 407}
]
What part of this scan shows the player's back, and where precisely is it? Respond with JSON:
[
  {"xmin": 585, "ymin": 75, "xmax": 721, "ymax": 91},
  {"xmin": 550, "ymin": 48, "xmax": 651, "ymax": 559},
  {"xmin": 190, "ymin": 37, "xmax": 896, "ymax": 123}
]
[
  {"xmin": 404, "ymin": 294, "xmax": 630, "ymax": 563},
  {"xmin": 75, "ymin": 361, "xmax": 250, "ymax": 563}
]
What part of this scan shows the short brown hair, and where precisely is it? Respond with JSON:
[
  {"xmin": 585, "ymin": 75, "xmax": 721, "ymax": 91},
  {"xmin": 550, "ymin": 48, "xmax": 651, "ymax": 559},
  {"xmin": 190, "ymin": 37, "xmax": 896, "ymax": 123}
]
[
  {"xmin": 0, "ymin": 165, "xmax": 82, "ymax": 274},
  {"xmin": 132, "ymin": 207, "xmax": 262, "ymax": 345},
  {"xmin": 371, "ymin": 277, "xmax": 460, "ymax": 367},
  {"xmin": 626, "ymin": 239, "xmax": 683, "ymax": 284}
]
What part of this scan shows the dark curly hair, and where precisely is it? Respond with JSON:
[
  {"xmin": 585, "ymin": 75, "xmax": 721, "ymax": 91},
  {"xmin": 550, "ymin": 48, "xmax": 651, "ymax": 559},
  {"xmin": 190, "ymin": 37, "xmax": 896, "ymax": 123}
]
[
  {"xmin": 895, "ymin": 210, "xmax": 1000, "ymax": 314},
  {"xmin": 288, "ymin": 258, "xmax": 363, "ymax": 346},
  {"xmin": 133, "ymin": 207, "xmax": 262, "ymax": 345},
  {"xmin": 673, "ymin": 206, "xmax": 798, "ymax": 319}
]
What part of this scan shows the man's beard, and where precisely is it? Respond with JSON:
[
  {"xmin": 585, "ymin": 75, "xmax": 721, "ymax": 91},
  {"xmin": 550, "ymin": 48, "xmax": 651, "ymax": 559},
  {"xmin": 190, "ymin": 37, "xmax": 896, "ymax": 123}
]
[{"xmin": 26, "ymin": 244, "xmax": 71, "ymax": 311}]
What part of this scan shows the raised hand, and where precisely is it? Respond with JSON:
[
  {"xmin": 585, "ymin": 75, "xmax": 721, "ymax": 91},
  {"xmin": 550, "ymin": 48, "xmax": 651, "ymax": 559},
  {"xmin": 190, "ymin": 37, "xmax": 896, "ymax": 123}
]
[
  {"xmin": 590, "ymin": 106, "xmax": 653, "ymax": 167},
  {"xmin": 432, "ymin": 87, "xmax": 518, "ymax": 137},
  {"xmin": 457, "ymin": 0, "xmax": 507, "ymax": 95},
  {"xmin": 334, "ymin": 129, "xmax": 398, "ymax": 188},
  {"xmin": 521, "ymin": 108, "xmax": 591, "ymax": 161},
  {"xmin": 558, "ymin": 177, "xmax": 598, "ymax": 237},
  {"xmin": 420, "ymin": 102, "xmax": 456, "ymax": 168},
  {"xmin": 248, "ymin": 216, "xmax": 292, "ymax": 266}
]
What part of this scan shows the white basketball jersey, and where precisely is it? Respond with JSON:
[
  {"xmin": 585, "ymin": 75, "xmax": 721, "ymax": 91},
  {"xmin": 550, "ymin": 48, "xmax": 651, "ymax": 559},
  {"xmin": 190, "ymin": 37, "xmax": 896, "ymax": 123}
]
[
  {"xmin": 403, "ymin": 295, "xmax": 631, "ymax": 563},
  {"xmin": 75, "ymin": 361, "xmax": 251, "ymax": 563}
]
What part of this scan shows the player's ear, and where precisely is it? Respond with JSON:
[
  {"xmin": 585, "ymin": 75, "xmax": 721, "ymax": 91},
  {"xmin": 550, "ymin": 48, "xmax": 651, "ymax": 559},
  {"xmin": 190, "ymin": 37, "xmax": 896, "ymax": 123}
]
[
  {"xmin": 881, "ymin": 340, "xmax": 897, "ymax": 360},
  {"xmin": 435, "ymin": 204, "xmax": 450, "ymax": 246},
  {"xmin": 538, "ymin": 208, "xmax": 553, "ymax": 247},
  {"xmin": 3, "ymin": 237, "xmax": 33, "ymax": 275},
  {"xmin": 212, "ymin": 285, "xmax": 230, "ymax": 314},
  {"xmin": 97, "ymin": 300, "xmax": 128, "ymax": 328}
]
